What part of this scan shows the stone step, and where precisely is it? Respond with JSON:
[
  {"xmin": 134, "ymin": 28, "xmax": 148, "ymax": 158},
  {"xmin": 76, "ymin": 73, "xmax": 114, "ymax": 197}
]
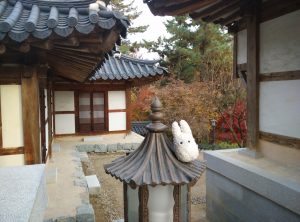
[
  {"xmin": 85, "ymin": 175, "xmax": 101, "ymax": 195},
  {"xmin": 52, "ymin": 143, "xmax": 61, "ymax": 152},
  {"xmin": 83, "ymin": 136, "xmax": 103, "ymax": 142}
]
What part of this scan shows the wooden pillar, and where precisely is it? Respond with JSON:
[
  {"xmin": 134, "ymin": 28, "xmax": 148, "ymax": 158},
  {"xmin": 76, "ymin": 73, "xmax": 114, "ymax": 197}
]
[
  {"xmin": 47, "ymin": 81, "xmax": 53, "ymax": 159},
  {"xmin": 22, "ymin": 67, "xmax": 41, "ymax": 164},
  {"xmin": 139, "ymin": 186, "xmax": 149, "ymax": 222},
  {"xmin": 173, "ymin": 185, "xmax": 180, "ymax": 222},
  {"xmin": 39, "ymin": 88, "xmax": 46, "ymax": 163},
  {"xmin": 246, "ymin": 0, "xmax": 260, "ymax": 150}
]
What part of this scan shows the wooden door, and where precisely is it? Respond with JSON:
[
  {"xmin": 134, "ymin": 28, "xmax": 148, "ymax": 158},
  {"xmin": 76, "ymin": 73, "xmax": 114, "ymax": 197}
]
[{"xmin": 78, "ymin": 92, "xmax": 105, "ymax": 133}]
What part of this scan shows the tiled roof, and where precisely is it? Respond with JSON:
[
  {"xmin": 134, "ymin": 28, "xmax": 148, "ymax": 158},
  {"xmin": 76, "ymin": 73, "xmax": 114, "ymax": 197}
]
[
  {"xmin": 90, "ymin": 54, "xmax": 168, "ymax": 81},
  {"xmin": 105, "ymin": 97, "xmax": 206, "ymax": 186},
  {"xmin": 0, "ymin": 0, "xmax": 129, "ymax": 42},
  {"xmin": 131, "ymin": 121, "xmax": 150, "ymax": 136}
]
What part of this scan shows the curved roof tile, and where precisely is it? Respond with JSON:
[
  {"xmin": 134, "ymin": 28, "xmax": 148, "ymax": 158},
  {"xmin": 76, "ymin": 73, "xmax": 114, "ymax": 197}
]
[
  {"xmin": 105, "ymin": 98, "xmax": 206, "ymax": 186},
  {"xmin": 90, "ymin": 53, "xmax": 168, "ymax": 81},
  {"xmin": 0, "ymin": 0, "xmax": 129, "ymax": 42}
]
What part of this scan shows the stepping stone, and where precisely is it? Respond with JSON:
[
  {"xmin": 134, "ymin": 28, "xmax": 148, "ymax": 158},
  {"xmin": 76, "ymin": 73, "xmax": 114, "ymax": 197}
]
[
  {"xmin": 79, "ymin": 152, "xmax": 89, "ymax": 163},
  {"xmin": 52, "ymin": 143, "xmax": 61, "ymax": 152},
  {"xmin": 83, "ymin": 136, "xmax": 103, "ymax": 142},
  {"xmin": 85, "ymin": 175, "xmax": 101, "ymax": 195},
  {"xmin": 46, "ymin": 167, "xmax": 57, "ymax": 184}
]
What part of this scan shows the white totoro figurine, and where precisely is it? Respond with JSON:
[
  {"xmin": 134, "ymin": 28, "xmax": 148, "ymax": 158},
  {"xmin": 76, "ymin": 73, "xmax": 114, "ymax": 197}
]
[{"xmin": 172, "ymin": 120, "xmax": 199, "ymax": 162}]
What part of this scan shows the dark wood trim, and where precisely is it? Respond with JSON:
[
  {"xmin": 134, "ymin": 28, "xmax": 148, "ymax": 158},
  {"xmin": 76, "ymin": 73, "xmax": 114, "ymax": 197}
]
[
  {"xmin": 47, "ymin": 82, "xmax": 53, "ymax": 159},
  {"xmin": 54, "ymin": 130, "xmax": 130, "ymax": 137},
  {"xmin": 260, "ymin": 131, "xmax": 300, "ymax": 150},
  {"xmin": 123, "ymin": 183, "xmax": 128, "ymax": 222},
  {"xmin": 0, "ymin": 147, "xmax": 24, "ymax": 156},
  {"xmin": 39, "ymin": 88, "xmax": 47, "ymax": 163},
  {"xmin": 109, "ymin": 109, "xmax": 127, "ymax": 113},
  {"xmin": 188, "ymin": 185, "xmax": 191, "ymax": 222},
  {"xmin": 90, "ymin": 92, "xmax": 94, "ymax": 131},
  {"xmin": 138, "ymin": 185, "xmax": 149, "ymax": 222},
  {"xmin": 54, "ymin": 111, "xmax": 75, "ymax": 114},
  {"xmin": 260, "ymin": 70, "xmax": 300, "ymax": 81},
  {"xmin": 22, "ymin": 68, "xmax": 41, "ymax": 164},
  {"xmin": 173, "ymin": 185, "xmax": 180, "ymax": 222},
  {"xmin": 53, "ymin": 83, "xmax": 126, "ymax": 91},
  {"xmin": 246, "ymin": 0, "xmax": 260, "ymax": 150}
]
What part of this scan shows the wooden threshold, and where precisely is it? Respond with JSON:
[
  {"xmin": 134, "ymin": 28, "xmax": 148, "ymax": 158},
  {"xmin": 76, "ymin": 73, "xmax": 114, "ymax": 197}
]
[{"xmin": 259, "ymin": 131, "xmax": 300, "ymax": 150}]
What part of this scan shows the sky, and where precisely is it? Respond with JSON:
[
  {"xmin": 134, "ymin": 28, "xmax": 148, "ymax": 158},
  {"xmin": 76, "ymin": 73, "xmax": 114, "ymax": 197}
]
[{"xmin": 123, "ymin": 1, "xmax": 171, "ymax": 59}]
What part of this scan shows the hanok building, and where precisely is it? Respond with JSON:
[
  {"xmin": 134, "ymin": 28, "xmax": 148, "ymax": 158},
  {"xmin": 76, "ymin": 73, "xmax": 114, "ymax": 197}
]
[
  {"xmin": 145, "ymin": 0, "xmax": 300, "ymax": 221},
  {"xmin": 0, "ymin": 0, "xmax": 166, "ymax": 167}
]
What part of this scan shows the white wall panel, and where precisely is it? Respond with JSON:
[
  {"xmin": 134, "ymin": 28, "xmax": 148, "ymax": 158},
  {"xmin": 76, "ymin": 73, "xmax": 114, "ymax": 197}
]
[
  {"xmin": 108, "ymin": 91, "xmax": 126, "ymax": 110},
  {"xmin": 55, "ymin": 114, "xmax": 75, "ymax": 134},
  {"xmin": 0, "ymin": 155, "xmax": 24, "ymax": 167},
  {"xmin": 1, "ymin": 85, "xmax": 24, "ymax": 148},
  {"xmin": 260, "ymin": 10, "xmax": 300, "ymax": 73},
  {"xmin": 109, "ymin": 112, "xmax": 126, "ymax": 131},
  {"xmin": 259, "ymin": 80, "xmax": 300, "ymax": 138},
  {"xmin": 237, "ymin": 29, "xmax": 247, "ymax": 64},
  {"xmin": 54, "ymin": 91, "xmax": 74, "ymax": 111}
]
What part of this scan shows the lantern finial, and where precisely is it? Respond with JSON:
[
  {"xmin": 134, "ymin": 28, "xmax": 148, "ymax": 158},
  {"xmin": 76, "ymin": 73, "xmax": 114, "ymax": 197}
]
[{"xmin": 147, "ymin": 96, "xmax": 168, "ymax": 132}]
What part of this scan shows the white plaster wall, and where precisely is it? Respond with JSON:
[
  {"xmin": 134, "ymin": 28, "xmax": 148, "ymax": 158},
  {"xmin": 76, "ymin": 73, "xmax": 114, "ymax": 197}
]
[
  {"xmin": 260, "ymin": 10, "xmax": 300, "ymax": 73},
  {"xmin": 108, "ymin": 91, "xmax": 126, "ymax": 110},
  {"xmin": 148, "ymin": 185, "xmax": 174, "ymax": 222},
  {"xmin": 237, "ymin": 29, "xmax": 247, "ymax": 64},
  {"xmin": 109, "ymin": 112, "xmax": 126, "ymax": 131},
  {"xmin": 54, "ymin": 91, "xmax": 74, "ymax": 111},
  {"xmin": 259, "ymin": 80, "xmax": 300, "ymax": 138},
  {"xmin": 0, "ymin": 85, "xmax": 24, "ymax": 148},
  {"xmin": 55, "ymin": 114, "xmax": 75, "ymax": 134},
  {"xmin": 0, "ymin": 154, "xmax": 24, "ymax": 167}
]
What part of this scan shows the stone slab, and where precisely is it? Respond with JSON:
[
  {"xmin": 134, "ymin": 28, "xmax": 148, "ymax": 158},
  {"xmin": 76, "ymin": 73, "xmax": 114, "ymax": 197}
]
[
  {"xmin": 78, "ymin": 152, "xmax": 89, "ymax": 163},
  {"xmin": 52, "ymin": 143, "xmax": 61, "ymax": 152},
  {"xmin": 76, "ymin": 204, "xmax": 95, "ymax": 222},
  {"xmin": 0, "ymin": 164, "xmax": 47, "ymax": 222},
  {"xmin": 46, "ymin": 167, "xmax": 58, "ymax": 184},
  {"xmin": 83, "ymin": 136, "xmax": 103, "ymax": 142},
  {"xmin": 86, "ymin": 175, "xmax": 101, "ymax": 195},
  {"xmin": 204, "ymin": 149, "xmax": 300, "ymax": 219}
]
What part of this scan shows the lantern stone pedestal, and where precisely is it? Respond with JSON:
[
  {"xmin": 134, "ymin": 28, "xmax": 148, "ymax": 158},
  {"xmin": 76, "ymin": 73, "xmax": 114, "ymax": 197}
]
[{"xmin": 105, "ymin": 97, "xmax": 206, "ymax": 222}]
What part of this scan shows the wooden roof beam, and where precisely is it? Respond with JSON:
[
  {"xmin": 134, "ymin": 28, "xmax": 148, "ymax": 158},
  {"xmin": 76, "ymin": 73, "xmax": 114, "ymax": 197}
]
[
  {"xmin": 190, "ymin": 0, "xmax": 239, "ymax": 20},
  {"xmin": 204, "ymin": 1, "xmax": 241, "ymax": 23},
  {"xmin": 159, "ymin": 0, "xmax": 217, "ymax": 16}
]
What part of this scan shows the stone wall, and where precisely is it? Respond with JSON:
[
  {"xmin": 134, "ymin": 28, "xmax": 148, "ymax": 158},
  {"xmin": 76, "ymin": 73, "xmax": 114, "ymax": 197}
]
[{"xmin": 206, "ymin": 169, "xmax": 300, "ymax": 222}]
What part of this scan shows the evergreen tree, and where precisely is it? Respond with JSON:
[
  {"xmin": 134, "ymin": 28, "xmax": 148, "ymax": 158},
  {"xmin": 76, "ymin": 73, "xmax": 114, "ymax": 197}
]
[
  {"xmin": 105, "ymin": 0, "xmax": 148, "ymax": 53},
  {"xmin": 143, "ymin": 16, "xmax": 232, "ymax": 83}
]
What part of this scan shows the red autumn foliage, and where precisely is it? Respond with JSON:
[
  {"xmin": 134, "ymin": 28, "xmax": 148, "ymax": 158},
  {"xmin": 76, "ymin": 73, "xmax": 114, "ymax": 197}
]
[{"xmin": 216, "ymin": 100, "xmax": 247, "ymax": 147}]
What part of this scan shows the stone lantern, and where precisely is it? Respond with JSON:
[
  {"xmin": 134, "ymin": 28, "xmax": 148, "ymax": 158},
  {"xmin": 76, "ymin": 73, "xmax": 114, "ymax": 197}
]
[{"xmin": 105, "ymin": 97, "xmax": 206, "ymax": 222}]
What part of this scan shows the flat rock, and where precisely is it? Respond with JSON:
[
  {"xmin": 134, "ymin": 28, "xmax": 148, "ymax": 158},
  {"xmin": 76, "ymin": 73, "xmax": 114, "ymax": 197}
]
[{"xmin": 85, "ymin": 175, "xmax": 101, "ymax": 195}]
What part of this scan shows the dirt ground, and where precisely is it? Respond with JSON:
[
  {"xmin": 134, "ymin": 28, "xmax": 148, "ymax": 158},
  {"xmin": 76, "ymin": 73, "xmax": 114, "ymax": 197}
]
[{"xmin": 87, "ymin": 152, "xmax": 207, "ymax": 222}]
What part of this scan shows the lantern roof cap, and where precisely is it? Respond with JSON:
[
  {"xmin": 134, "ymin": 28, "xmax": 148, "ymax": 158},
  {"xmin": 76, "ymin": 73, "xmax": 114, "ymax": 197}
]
[{"xmin": 105, "ymin": 97, "xmax": 206, "ymax": 187}]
